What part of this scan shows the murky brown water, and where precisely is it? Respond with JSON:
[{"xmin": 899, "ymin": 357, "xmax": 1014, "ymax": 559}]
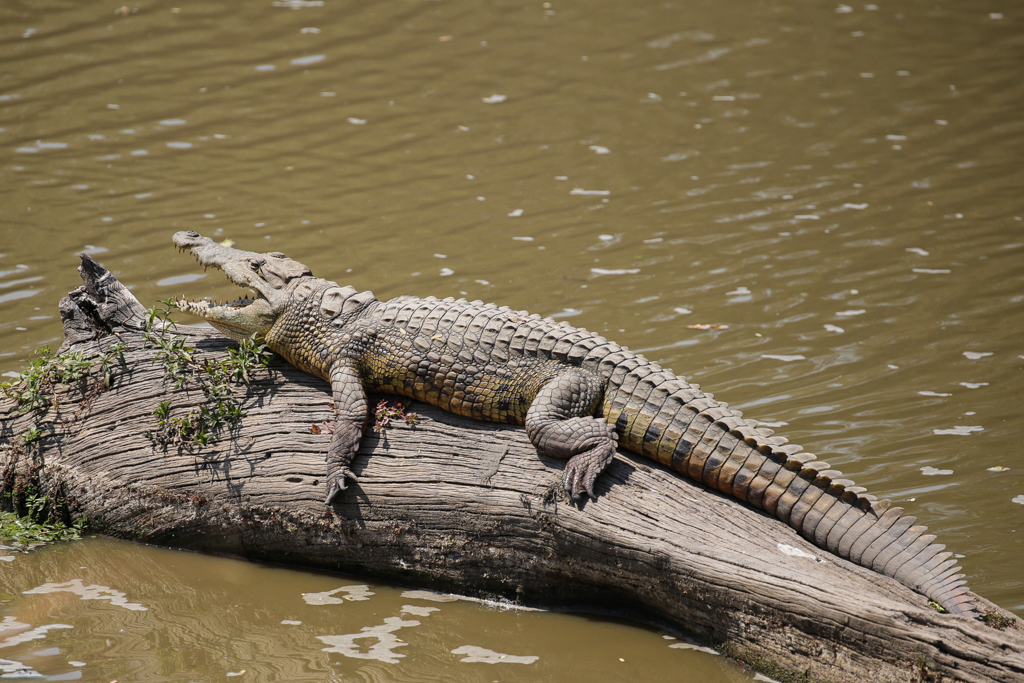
[
  {"xmin": 0, "ymin": 537, "xmax": 750, "ymax": 682},
  {"xmin": 2, "ymin": 0, "xmax": 1022, "ymax": 678}
]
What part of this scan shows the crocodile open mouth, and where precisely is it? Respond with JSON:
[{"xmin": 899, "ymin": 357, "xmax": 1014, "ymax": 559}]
[
  {"xmin": 172, "ymin": 242, "xmax": 269, "ymax": 316},
  {"xmin": 170, "ymin": 230, "xmax": 311, "ymax": 340}
]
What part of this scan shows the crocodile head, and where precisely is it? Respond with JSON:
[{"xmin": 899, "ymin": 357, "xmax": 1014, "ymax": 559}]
[{"xmin": 171, "ymin": 230, "xmax": 315, "ymax": 342}]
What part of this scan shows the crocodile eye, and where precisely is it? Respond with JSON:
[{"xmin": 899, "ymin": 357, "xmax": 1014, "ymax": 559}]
[{"xmin": 248, "ymin": 257, "xmax": 266, "ymax": 271}]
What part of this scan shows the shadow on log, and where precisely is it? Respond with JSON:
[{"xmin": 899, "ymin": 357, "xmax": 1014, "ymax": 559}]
[{"xmin": 2, "ymin": 256, "xmax": 1022, "ymax": 683}]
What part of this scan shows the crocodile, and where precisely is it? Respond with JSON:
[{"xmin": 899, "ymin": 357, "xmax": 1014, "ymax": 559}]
[{"xmin": 170, "ymin": 230, "xmax": 977, "ymax": 617}]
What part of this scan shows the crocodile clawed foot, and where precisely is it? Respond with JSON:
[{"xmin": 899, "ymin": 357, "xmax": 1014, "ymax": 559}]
[
  {"xmin": 324, "ymin": 468, "xmax": 359, "ymax": 505},
  {"xmin": 561, "ymin": 443, "xmax": 616, "ymax": 501}
]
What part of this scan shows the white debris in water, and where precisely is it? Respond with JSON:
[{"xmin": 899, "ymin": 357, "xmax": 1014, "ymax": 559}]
[
  {"xmin": 255, "ymin": 64, "xmax": 276, "ymax": 71},
  {"xmin": 963, "ymin": 351, "xmax": 992, "ymax": 360},
  {"xmin": 0, "ymin": 557, "xmax": 13, "ymax": 563},
  {"xmin": 589, "ymin": 145, "xmax": 610, "ymax": 154},
  {"xmin": 400, "ymin": 605, "xmax": 440, "ymax": 617},
  {"xmin": 918, "ymin": 391, "xmax": 951, "ymax": 397},
  {"xmin": 166, "ymin": 141, "xmax": 192, "ymax": 149},
  {"xmin": 835, "ymin": 309, "xmax": 866, "ymax": 317},
  {"xmin": 756, "ymin": 421, "xmax": 788, "ymax": 428},
  {"xmin": 726, "ymin": 286, "xmax": 751, "ymax": 296},
  {"xmin": 346, "ymin": 117, "xmax": 367, "ymax": 125},
  {"xmin": 673, "ymin": 307, "xmax": 692, "ymax": 315},
  {"xmin": 400, "ymin": 590, "xmax": 459, "ymax": 603},
  {"xmin": 920, "ymin": 466, "xmax": 954, "ymax": 476},
  {"xmin": 823, "ymin": 324, "xmax": 844, "ymax": 333},
  {"xmin": 959, "ymin": 382, "xmax": 989, "ymax": 389},
  {"xmin": 301, "ymin": 27, "xmax": 320, "ymax": 33},
  {"xmin": 68, "ymin": 660, "xmax": 86, "ymax": 667},
  {"xmin": 591, "ymin": 268, "xmax": 640, "ymax": 275},
  {"xmin": 1012, "ymin": 495, "xmax": 1024, "ymax": 505},
  {"xmin": 754, "ymin": 674, "xmax": 783, "ymax": 683},
  {"xmin": 15, "ymin": 141, "xmax": 68, "ymax": 153},
  {"xmin": 761, "ymin": 354, "xmax": 805, "ymax": 362},
  {"xmin": 0, "ymin": 658, "xmax": 41, "ymax": 676},
  {"xmin": 302, "ymin": 585, "xmax": 374, "ymax": 605},
  {"xmin": 987, "ymin": 466, "xmax": 1009, "ymax": 472},
  {"xmin": 842, "ymin": 202, "xmax": 869, "ymax": 210},
  {"xmin": 482, "ymin": 94, "xmax": 507, "ymax": 104},
  {"xmin": 794, "ymin": 214, "xmax": 819, "ymax": 220},
  {"xmin": 0, "ymin": 623, "xmax": 74, "ymax": 649},
  {"xmin": 571, "ymin": 188, "xmax": 610, "ymax": 196},
  {"xmin": 281, "ymin": 620, "xmax": 302, "ymax": 625},
  {"xmin": 777, "ymin": 544, "xmax": 825, "ymax": 563},
  {"xmin": 23, "ymin": 579, "xmax": 146, "ymax": 611},
  {"xmin": 0, "ymin": 618, "xmax": 28, "ymax": 637},
  {"xmin": 933, "ymin": 425, "xmax": 984, "ymax": 436},
  {"xmin": 906, "ymin": 247, "xmax": 929, "ymax": 256},
  {"xmin": 550, "ymin": 308, "xmax": 582, "ymax": 318},
  {"xmin": 156, "ymin": 273, "xmax": 206, "ymax": 287},
  {"xmin": 318, "ymin": 616, "xmax": 422, "ymax": 663},
  {"xmin": 452, "ymin": 645, "xmax": 539, "ymax": 664},
  {"xmin": 508, "ymin": 209, "xmax": 524, "ymax": 217},
  {"xmin": 439, "ymin": 267, "xmax": 454, "ymax": 276},
  {"xmin": 159, "ymin": 118, "xmax": 186, "ymax": 126},
  {"xmin": 913, "ymin": 268, "xmax": 951, "ymax": 274},
  {"xmin": 662, "ymin": 151, "xmax": 698, "ymax": 162},
  {"xmin": 272, "ymin": 0, "xmax": 324, "ymax": 7},
  {"xmin": 668, "ymin": 642, "xmax": 720, "ymax": 655},
  {"xmin": 291, "ymin": 54, "xmax": 326, "ymax": 66}
]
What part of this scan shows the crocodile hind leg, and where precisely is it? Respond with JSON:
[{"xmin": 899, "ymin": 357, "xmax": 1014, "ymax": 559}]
[
  {"xmin": 525, "ymin": 368, "xmax": 617, "ymax": 499},
  {"xmin": 325, "ymin": 359, "xmax": 369, "ymax": 505}
]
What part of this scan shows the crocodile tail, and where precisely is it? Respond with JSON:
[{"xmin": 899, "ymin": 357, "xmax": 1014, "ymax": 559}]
[{"xmin": 587, "ymin": 354, "xmax": 977, "ymax": 618}]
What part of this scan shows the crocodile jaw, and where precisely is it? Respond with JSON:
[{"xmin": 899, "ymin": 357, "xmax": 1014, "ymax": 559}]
[
  {"xmin": 176, "ymin": 296, "xmax": 279, "ymax": 343},
  {"xmin": 171, "ymin": 230, "xmax": 314, "ymax": 342}
]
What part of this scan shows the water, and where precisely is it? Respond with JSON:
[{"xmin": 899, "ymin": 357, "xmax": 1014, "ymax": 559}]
[
  {"xmin": 2, "ymin": 0, "xmax": 1022, "ymax": 678},
  {"xmin": 0, "ymin": 537, "xmax": 746, "ymax": 682}
]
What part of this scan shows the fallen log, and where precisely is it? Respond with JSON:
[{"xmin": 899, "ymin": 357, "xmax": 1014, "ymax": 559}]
[{"xmin": 1, "ymin": 256, "xmax": 1021, "ymax": 683}]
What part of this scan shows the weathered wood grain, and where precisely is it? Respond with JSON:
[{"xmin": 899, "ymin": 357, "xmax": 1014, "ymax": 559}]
[{"xmin": 1, "ymin": 259, "xmax": 1021, "ymax": 683}]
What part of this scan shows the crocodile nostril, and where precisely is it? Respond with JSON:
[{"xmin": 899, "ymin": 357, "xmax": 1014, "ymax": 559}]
[{"xmin": 185, "ymin": 230, "xmax": 199, "ymax": 237}]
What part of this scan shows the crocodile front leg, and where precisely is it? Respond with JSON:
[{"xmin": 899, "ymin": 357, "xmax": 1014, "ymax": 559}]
[
  {"xmin": 325, "ymin": 359, "xmax": 368, "ymax": 504},
  {"xmin": 525, "ymin": 368, "xmax": 618, "ymax": 499}
]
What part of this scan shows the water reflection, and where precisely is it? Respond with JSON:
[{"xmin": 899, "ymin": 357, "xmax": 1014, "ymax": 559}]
[{"xmin": 0, "ymin": 538, "xmax": 750, "ymax": 682}]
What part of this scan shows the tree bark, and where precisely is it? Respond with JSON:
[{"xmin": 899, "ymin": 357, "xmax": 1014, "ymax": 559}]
[{"xmin": 2, "ymin": 256, "xmax": 1021, "ymax": 683}]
